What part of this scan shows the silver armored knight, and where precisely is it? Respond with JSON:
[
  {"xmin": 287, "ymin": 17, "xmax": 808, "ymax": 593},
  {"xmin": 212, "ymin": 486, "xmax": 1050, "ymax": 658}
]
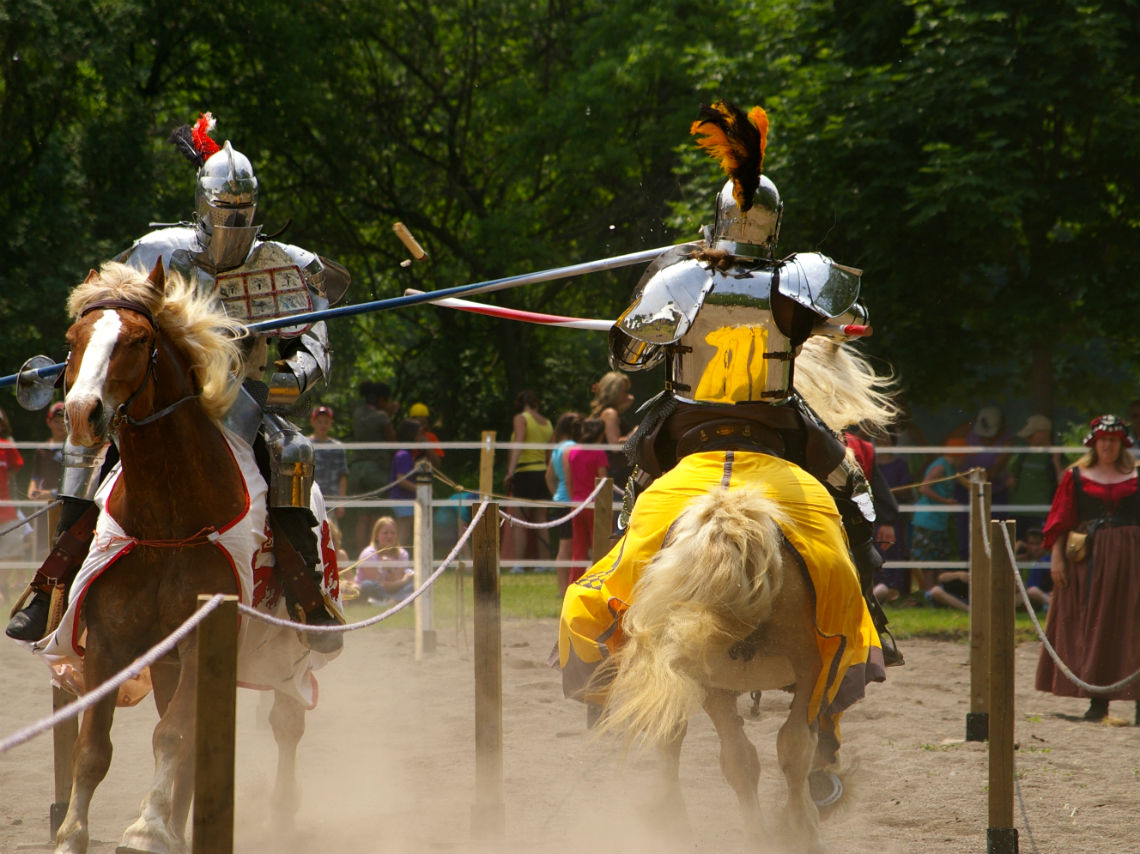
[
  {"xmin": 614, "ymin": 101, "xmax": 902, "ymax": 665},
  {"xmin": 7, "ymin": 114, "xmax": 349, "ymax": 649}
]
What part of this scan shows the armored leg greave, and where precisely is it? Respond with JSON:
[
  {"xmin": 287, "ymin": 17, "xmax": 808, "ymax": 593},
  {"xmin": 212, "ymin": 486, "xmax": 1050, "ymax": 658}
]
[
  {"xmin": 269, "ymin": 506, "xmax": 341, "ymax": 653},
  {"xmin": 833, "ymin": 493, "xmax": 903, "ymax": 667}
]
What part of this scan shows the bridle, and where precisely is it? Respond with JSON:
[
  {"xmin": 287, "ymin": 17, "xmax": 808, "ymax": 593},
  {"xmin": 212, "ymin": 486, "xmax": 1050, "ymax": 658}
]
[{"xmin": 74, "ymin": 298, "xmax": 202, "ymax": 430}]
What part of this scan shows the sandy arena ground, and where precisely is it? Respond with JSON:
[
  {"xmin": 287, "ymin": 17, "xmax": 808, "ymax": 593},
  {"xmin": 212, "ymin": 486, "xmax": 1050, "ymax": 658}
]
[{"xmin": 1, "ymin": 616, "xmax": 1137, "ymax": 853}]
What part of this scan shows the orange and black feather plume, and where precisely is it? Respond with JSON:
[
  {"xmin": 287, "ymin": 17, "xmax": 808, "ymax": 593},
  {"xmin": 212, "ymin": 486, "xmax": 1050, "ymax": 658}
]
[{"xmin": 690, "ymin": 101, "xmax": 769, "ymax": 212}]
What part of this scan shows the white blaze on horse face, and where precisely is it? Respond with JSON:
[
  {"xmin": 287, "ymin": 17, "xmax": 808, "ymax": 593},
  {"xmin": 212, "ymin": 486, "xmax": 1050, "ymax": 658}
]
[{"xmin": 65, "ymin": 310, "xmax": 122, "ymax": 444}]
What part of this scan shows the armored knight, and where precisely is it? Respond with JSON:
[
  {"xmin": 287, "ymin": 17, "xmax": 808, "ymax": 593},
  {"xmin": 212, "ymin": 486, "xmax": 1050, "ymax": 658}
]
[
  {"xmin": 7, "ymin": 114, "xmax": 349, "ymax": 650},
  {"xmin": 560, "ymin": 101, "xmax": 901, "ymax": 683}
]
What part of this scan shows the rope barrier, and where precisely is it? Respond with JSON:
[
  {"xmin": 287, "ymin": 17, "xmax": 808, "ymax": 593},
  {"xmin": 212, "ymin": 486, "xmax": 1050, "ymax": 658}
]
[
  {"xmin": 497, "ymin": 477, "xmax": 609, "ymax": 530},
  {"xmin": 999, "ymin": 523, "xmax": 1140, "ymax": 694},
  {"xmin": 0, "ymin": 594, "xmax": 228, "ymax": 755},
  {"xmin": 888, "ymin": 465, "xmax": 986, "ymax": 495},
  {"xmin": 976, "ymin": 476, "xmax": 991, "ymax": 560},
  {"xmin": 0, "ymin": 501, "xmax": 494, "ymax": 757},
  {"xmin": 236, "ymin": 501, "xmax": 490, "ymax": 635}
]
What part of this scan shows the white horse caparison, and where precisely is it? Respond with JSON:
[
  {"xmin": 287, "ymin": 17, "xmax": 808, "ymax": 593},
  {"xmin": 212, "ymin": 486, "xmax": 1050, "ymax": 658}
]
[{"xmin": 51, "ymin": 261, "xmax": 310, "ymax": 854}]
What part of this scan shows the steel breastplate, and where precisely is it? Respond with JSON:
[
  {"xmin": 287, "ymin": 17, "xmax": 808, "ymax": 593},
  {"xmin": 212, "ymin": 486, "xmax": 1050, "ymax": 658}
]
[
  {"xmin": 610, "ymin": 250, "xmax": 862, "ymax": 377},
  {"xmin": 673, "ymin": 303, "xmax": 795, "ymax": 403},
  {"xmin": 212, "ymin": 242, "xmax": 315, "ymax": 338}
]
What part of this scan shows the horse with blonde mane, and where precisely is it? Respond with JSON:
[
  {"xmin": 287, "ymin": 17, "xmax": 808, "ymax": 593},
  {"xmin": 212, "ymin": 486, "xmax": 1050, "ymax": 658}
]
[
  {"xmin": 35, "ymin": 261, "xmax": 338, "ymax": 854},
  {"xmin": 560, "ymin": 336, "xmax": 897, "ymax": 852}
]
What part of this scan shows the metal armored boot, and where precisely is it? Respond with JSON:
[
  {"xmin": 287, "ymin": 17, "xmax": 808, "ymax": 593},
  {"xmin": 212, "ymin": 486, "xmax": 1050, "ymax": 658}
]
[{"xmin": 846, "ymin": 520, "xmax": 904, "ymax": 666}]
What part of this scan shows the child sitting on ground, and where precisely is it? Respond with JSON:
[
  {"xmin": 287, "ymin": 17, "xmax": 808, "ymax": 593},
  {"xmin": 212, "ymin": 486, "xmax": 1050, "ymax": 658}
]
[{"xmin": 355, "ymin": 516, "xmax": 413, "ymax": 604}]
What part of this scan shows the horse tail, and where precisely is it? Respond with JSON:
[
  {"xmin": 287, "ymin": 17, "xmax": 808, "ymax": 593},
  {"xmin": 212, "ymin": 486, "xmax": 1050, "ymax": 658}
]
[{"xmin": 598, "ymin": 487, "xmax": 787, "ymax": 747}]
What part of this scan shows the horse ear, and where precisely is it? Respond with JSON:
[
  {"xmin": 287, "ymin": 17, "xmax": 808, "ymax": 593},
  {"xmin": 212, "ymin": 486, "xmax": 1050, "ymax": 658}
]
[
  {"xmin": 84, "ymin": 269, "xmax": 100, "ymax": 284},
  {"xmin": 147, "ymin": 259, "xmax": 166, "ymax": 292}
]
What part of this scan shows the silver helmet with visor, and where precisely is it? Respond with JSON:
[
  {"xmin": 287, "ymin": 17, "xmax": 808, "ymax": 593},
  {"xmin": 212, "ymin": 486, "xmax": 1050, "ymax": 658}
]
[
  {"xmin": 194, "ymin": 140, "xmax": 261, "ymax": 271},
  {"xmin": 691, "ymin": 100, "xmax": 781, "ymax": 260}
]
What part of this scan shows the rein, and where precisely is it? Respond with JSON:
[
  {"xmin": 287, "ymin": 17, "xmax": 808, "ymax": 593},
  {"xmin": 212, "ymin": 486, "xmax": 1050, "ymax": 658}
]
[{"xmin": 77, "ymin": 298, "xmax": 202, "ymax": 429}]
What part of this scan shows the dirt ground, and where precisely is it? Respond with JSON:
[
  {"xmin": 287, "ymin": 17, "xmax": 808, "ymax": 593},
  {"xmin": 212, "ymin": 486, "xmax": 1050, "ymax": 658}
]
[{"xmin": 1, "ymin": 617, "xmax": 1137, "ymax": 854}]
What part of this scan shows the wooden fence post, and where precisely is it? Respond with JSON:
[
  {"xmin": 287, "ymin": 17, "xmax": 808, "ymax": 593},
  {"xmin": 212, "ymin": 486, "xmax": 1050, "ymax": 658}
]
[
  {"xmin": 987, "ymin": 520, "xmax": 1019, "ymax": 854},
  {"xmin": 479, "ymin": 431, "xmax": 496, "ymax": 500},
  {"xmin": 967, "ymin": 472, "xmax": 991, "ymax": 742},
  {"xmin": 471, "ymin": 503, "xmax": 505, "ymax": 840},
  {"xmin": 413, "ymin": 458, "xmax": 436, "ymax": 659},
  {"xmin": 192, "ymin": 594, "xmax": 238, "ymax": 854},
  {"xmin": 47, "ymin": 502, "xmax": 74, "ymax": 841},
  {"xmin": 591, "ymin": 477, "xmax": 613, "ymax": 566},
  {"xmin": 49, "ymin": 686, "xmax": 76, "ymax": 839}
]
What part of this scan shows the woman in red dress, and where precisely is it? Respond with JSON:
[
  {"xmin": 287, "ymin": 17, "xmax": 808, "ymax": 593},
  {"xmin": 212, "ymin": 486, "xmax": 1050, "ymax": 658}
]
[{"xmin": 1035, "ymin": 415, "xmax": 1139, "ymax": 722}]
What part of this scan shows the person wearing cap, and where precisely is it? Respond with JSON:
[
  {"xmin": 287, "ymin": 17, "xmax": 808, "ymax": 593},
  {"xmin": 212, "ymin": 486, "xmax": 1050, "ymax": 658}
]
[
  {"xmin": 408, "ymin": 402, "xmax": 444, "ymax": 462},
  {"xmin": 309, "ymin": 405, "xmax": 348, "ymax": 519},
  {"xmin": 951, "ymin": 404, "xmax": 1013, "ymax": 560},
  {"xmin": 1035, "ymin": 414, "xmax": 1138, "ymax": 723},
  {"xmin": 1008, "ymin": 414, "xmax": 1063, "ymax": 539},
  {"xmin": 28, "ymin": 403, "xmax": 68, "ymax": 503}
]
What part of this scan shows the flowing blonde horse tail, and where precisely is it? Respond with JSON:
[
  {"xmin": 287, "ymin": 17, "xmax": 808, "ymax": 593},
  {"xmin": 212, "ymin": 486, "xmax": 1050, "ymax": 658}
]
[{"xmin": 597, "ymin": 487, "xmax": 787, "ymax": 747}]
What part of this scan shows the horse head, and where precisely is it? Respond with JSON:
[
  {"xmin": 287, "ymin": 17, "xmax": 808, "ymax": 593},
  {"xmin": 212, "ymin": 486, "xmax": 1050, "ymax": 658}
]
[{"xmin": 63, "ymin": 260, "xmax": 165, "ymax": 447}]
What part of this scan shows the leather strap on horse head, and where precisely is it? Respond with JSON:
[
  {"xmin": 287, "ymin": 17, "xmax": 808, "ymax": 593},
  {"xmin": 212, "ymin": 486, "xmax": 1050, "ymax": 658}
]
[{"xmin": 269, "ymin": 514, "xmax": 325, "ymax": 618}]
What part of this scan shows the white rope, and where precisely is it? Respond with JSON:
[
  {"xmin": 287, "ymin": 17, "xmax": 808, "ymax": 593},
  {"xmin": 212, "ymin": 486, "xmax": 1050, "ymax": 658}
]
[
  {"xmin": 0, "ymin": 594, "xmax": 228, "ymax": 755},
  {"xmin": 332, "ymin": 467, "xmax": 418, "ymax": 502},
  {"xmin": 498, "ymin": 478, "xmax": 610, "ymax": 530},
  {"xmin": 974, "ymin": 475, "xmax": 991, "ymax": 560},
  {"xmin": 1, "ymin": 500, "xmax": 493, "ymax": 755},
  {"xmin": 1000, "ymin": 524, "xmax": 1140, "ymax": 694},
  {"xmin": 237, "ymin": 501, "xmax": 490, "ymax": 633}
]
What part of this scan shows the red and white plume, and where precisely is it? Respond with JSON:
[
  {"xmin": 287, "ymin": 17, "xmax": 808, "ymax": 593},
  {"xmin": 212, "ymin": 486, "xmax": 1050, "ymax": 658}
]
[
  {"xmin": 689, "ymin": 100, "xmax": 769, "ymax": 212},
  {"xmin": 169, "ymin": 112, "xmax": 221, "ymax": 168}
]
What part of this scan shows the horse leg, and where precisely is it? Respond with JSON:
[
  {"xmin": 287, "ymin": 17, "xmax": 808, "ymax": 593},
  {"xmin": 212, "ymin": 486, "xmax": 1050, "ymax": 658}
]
[
  {"xmin": 149, "ymin": 659, "xmax": 194, "ymax": 843},
  {"xmin": 775, "ymin": 681, "xmax": 822, "ymax": 853},
  {"xmin": 268, "ymin": 690, "xmax": 305, "ymax": 824},
  {"xmin": 54, "ymin": 688, "xmax": 118, "ymax": 854},
  {"xmin": 703, "ymin": 688, "xmax": 763, "ymax": 840},
  {"xmin": 642, "ymin": 720, "xmax": 691, "ymax": 842},
  {"xmin": 119, "ymin": 644, "xmax": 198, "ymax": 854}
]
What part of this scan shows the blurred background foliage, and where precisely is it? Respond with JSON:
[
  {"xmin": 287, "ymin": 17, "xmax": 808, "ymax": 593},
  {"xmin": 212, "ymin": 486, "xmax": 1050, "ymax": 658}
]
[{"xmin": 2, "ymin": 0, "xmax": 1137, "ymax": 447}]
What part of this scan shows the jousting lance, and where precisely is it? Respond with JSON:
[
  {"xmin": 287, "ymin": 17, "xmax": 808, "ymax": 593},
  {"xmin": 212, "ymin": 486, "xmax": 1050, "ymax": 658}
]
[
  {"xmin": 0, "ymin": 239, "xmax": 675, "ymax": 392},
  {"xmin": 403, "ymin": 289, "xmax": 613, "ymax": 331}
]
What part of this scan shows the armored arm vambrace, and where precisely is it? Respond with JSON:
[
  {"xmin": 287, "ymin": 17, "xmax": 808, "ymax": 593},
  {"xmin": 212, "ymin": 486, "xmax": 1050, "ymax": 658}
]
[
  {"xmin": 265, "ymin": 321, "xmax": 330, "ymax": 409},
  {"xmin": 791, "ymin": 393, "xmax": 876, "ymax": 527},
  {"xmin": 262, "ymin": 413, "xmax": 316, "ymax": 511},
  {"xmin": 58, "ymin": 441, "xmax": 112, "ymax": 501}
]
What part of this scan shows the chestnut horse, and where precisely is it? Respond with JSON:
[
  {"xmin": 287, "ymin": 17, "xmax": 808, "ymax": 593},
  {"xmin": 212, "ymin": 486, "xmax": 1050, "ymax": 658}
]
[
  {"xmin": 589, "ymin": 338, "xmax": 898, "ymax": 852},
  {"xmin": 48, "ymin": 260, "xmax": 314, "ymax": 854}
]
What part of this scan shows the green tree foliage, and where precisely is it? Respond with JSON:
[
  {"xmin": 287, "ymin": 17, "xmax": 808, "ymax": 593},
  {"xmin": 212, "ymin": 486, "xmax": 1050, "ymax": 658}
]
[
  {"xmin": 684, "ymin": 0, "xmax": 1139, "ymax": 418},
  {"xmin": 1, "ymin": 0, "xmax": 1136, "ymax": 445}
]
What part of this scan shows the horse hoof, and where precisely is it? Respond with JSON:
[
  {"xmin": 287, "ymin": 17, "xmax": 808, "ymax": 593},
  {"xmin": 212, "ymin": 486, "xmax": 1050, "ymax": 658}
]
[
  {"xmin": 808, "ymin": 770, "xmax": 842, "ymax": 808},
  {"xmin": 119, "ymin": 820, "xmax": 182, "ymax": 854}
]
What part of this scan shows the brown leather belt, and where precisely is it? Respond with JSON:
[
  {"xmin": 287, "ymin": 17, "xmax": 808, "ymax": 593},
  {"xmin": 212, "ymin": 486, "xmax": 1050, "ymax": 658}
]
[{"xmin": 674, "ymin": 418, "xmax": 785, "ymax": 460}]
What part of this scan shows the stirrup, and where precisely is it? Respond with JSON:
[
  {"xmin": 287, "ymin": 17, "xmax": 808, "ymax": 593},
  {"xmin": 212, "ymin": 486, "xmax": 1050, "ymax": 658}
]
[
  {"xmin": 6, "ymin": 590, "xmax": 51, "ymax": 641},
  {"xmin": 879, "ymin": 628, "xmax": 904, "ymax": 667},
  {"xmin": 293, "ymin": 602, "xmax": 343, "ymax": 654}
]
